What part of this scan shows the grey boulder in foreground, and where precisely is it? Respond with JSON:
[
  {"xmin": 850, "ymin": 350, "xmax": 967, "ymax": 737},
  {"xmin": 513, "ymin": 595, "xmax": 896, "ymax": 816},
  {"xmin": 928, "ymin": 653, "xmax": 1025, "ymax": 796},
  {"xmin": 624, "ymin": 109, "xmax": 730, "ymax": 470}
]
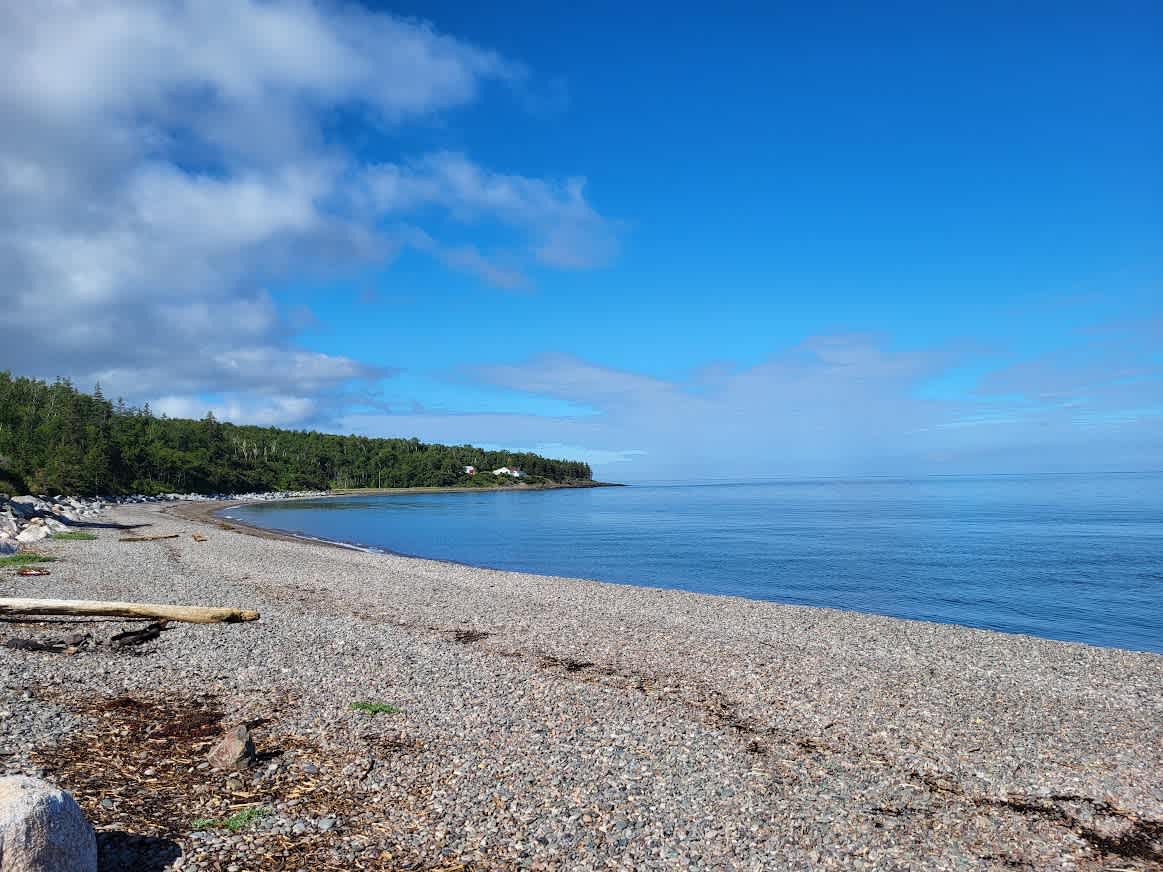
[{"xmin": 0, "ymin": 776, "xmax": 97, "ymax": 872}]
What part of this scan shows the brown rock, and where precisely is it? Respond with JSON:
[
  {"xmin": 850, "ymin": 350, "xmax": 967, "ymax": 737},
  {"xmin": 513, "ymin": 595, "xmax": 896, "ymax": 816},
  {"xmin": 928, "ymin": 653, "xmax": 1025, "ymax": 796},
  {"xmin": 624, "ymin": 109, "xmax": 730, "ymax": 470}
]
[{"xmin": 207, "ymin": 725, "xmax": 256, "ymax": 771}]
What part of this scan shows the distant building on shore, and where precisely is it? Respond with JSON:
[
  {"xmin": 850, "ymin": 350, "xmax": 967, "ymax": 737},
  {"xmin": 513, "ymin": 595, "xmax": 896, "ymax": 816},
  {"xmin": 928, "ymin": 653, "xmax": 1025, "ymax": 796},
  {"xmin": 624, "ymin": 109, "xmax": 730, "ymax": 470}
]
[
  {"xmin": 464, "ymin": 466, "xmax": 477, "ymax": 476},
  {"xmin": 492, "ymin": 466, "xmax": 526, "ymax": 478}
]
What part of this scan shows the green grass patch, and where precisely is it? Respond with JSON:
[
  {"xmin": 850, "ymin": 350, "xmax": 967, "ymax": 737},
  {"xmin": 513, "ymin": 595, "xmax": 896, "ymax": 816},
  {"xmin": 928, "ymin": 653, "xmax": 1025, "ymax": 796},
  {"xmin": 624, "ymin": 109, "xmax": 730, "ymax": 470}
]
[
  {"xmin": 350, "ymin": 701, "xmax": 400, "ymax": 715},
  {"xmin": 191, "ymin": 806, "xmax": 270, "ymax": 832},
  {"xmin": 51, "ymin": 531, "xmax": 97, "ymax": 541},
  {"xmin": 0, "ymin": 553, "xmax": 57, "ymax": 566}
]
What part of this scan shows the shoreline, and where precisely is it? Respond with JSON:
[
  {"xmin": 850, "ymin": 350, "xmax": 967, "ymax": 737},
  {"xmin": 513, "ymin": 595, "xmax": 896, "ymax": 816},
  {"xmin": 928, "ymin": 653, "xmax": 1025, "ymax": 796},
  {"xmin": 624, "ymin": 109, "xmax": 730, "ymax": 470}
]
[
  {"xmin": 184, "ymin": 496, "xmax": 1159, "ymax": 657},
  {"xmin": 328, "ymin": 480, "xmax": 623, "ymax": 496},
  {"xmin": 170, "ymin": 485, "xmax": 643, "ymax": 583},
  {"xmin": 158, "ymin": 479, "xmax": 623, "ymax": 547},
  {"xmin": 2, "ymin": 502, "xmax": 1161, "ymax": 869}
]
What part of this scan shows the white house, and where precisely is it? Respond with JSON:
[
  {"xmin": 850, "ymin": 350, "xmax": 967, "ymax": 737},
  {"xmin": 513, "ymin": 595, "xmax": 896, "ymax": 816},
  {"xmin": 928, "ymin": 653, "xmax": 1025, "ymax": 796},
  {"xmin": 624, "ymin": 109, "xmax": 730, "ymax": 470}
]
[
  {"xmin": 464, "ymin": 465, "xmax": 477, "ymax": 475},
  {"xmin": 492, "ymin": 467, "xmax": 526, "ymax": 478}
]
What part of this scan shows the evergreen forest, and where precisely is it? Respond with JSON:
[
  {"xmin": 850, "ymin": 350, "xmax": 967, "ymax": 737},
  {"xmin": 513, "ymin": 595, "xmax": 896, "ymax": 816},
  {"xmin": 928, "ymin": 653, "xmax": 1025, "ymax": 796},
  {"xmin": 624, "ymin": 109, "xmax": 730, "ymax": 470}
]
[{"xmin": 0, "ymin": 372, "xmax": 593, "ymax": 496}]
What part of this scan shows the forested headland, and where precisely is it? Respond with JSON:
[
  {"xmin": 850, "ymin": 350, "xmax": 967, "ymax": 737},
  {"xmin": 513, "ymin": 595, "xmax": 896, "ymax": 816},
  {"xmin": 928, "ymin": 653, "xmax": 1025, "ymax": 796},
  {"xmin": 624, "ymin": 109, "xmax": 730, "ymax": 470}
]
[{"xmin": 0, "ymin": 372, "xmax": 593, "ymax": 496}]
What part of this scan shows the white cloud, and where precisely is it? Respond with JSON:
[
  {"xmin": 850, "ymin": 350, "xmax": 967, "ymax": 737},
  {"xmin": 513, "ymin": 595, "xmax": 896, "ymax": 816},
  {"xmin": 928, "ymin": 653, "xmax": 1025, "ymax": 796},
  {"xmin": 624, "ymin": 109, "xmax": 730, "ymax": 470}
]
[
  {"xmin": 470, "ymin": 354, "xmax": 671, "ymax": 408},
  {"xmin": 371, "ymin": 152, "xmax": 619, "ymax": 270},
  {"xmin": 154, "ymin": 393, "xmax": 320, "ymax": 428},
  {"xmin": 343, "ymin": 337, "xmax": 955, "ymax": 476},
  {"xmin": 401, "ymin": 227, "xmax": 530, "ymax": 290},
  {"xmin": 3, "ymin": 1, "xmax": 518, "ymax": 126},
  {"xmin": 0, "ymin": 0, "xmax": 617, "ymax": 428}
]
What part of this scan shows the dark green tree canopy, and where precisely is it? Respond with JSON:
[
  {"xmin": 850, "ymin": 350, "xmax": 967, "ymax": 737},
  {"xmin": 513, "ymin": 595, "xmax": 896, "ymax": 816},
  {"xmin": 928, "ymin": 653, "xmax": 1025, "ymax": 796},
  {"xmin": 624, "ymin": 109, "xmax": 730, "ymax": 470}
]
[{"xmin": 0, "ymin": 372, "xmax": 592, "ymax": 496}]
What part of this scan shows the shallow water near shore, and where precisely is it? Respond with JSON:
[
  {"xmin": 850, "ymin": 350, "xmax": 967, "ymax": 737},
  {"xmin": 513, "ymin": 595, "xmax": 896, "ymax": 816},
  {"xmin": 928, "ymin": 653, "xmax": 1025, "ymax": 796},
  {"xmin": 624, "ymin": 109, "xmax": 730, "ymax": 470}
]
[{"xmin": 224, "ymin": 472, "xmax": 1162, "ymax": 653}]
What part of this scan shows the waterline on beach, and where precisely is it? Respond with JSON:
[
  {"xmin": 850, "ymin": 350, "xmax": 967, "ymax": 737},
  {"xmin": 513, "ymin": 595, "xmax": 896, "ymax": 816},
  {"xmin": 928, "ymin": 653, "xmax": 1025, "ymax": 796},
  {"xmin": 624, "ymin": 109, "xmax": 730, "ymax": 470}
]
[{"xmin": 224, "ymin": 473, "xmax": 1163, "ymax": 653}]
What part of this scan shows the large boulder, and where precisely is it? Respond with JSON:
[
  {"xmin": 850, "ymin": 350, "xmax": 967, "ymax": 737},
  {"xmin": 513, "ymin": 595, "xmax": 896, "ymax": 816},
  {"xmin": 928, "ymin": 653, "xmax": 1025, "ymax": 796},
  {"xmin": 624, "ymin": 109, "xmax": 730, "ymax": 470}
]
[
  {"xmin": 7, "ymin": 498, "xmax": 43, "ymax": 519},
  {"xmin": 0, "ymin": 775, "xmax": 97, "ymax": 872},
  {"xmin": 0, "ymin": 540, "xmax": 17, "ymax": 556},
  {"xmin": 15, "ymin": 526, "xmax": 48, "ymax": 545}
]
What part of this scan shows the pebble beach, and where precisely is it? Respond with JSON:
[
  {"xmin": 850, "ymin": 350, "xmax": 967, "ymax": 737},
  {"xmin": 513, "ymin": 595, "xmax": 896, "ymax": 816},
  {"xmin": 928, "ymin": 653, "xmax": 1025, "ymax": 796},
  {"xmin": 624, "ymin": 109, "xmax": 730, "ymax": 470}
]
[{"xmin": 2, "ymin": 500, "xmax": 1161, "ymax": 871}]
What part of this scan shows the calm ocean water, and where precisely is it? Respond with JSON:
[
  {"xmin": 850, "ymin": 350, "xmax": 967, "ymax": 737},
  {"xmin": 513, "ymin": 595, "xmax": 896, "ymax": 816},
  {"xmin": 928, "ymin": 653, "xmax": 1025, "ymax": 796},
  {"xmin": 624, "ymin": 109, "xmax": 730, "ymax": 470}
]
[{"xmin": 225, "ymin": 473, "xmax": 1163, "ymax": 653}]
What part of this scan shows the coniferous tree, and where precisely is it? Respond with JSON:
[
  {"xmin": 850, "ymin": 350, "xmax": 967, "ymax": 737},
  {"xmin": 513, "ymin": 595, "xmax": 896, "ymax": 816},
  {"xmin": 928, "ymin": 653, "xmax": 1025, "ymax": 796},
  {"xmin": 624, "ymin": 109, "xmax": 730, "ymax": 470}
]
[{"xmin": 0, "ymin": 371, "xmax": 595, "ymax": 495}]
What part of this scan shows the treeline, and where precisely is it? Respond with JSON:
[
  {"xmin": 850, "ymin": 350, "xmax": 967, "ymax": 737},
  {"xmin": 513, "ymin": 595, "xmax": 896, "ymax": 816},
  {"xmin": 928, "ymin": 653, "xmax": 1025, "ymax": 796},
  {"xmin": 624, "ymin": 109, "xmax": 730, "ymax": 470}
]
[{"xmin": 0, "ymin": 372, "xmax": 593, "ymax": 496}]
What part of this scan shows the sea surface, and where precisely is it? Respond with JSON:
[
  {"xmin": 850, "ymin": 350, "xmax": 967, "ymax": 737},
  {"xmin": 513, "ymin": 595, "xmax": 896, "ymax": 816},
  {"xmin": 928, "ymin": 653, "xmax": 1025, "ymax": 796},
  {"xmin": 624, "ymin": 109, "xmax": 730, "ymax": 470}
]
[{"xmin": 224, "ymin": 473, "xmax": 1163, "ymax": 653}]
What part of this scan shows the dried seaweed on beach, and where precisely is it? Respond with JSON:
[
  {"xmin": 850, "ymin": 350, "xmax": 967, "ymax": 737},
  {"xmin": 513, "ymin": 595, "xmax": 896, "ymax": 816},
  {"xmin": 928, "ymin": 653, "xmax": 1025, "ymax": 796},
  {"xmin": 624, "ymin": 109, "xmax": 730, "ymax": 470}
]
[
  {"xmin": 449, "ymin": 628, "xmax": 489, "ymax": 644},
  {"xmin": 27, "ymin": 691, "xmax": 487, "ymax": 871},
  {"xmin": 110, "ymin": 621, "xmax": 169, "ymax": 648},
  {"xmin": 5, "ymin": 637, "xmax": 68, "ymax": 653}
]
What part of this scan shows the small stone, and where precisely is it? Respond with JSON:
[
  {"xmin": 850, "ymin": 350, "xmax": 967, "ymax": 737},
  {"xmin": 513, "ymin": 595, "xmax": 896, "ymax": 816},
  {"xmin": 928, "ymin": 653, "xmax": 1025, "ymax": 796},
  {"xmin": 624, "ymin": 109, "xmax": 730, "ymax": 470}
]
[
  {"xmin": 318, "ymin": 817, "xmax": 335, "ymax": 831},
  {"xmin": 207, "ymin": 725, "xmax": 256, "ymax": 771},
  {"xmin": 100, "ymin": 798, "xmax": 114, "ymax": 810},
  {"xmin": 300, "ymin": 762, "xmax": 319, "ymax": 775}
]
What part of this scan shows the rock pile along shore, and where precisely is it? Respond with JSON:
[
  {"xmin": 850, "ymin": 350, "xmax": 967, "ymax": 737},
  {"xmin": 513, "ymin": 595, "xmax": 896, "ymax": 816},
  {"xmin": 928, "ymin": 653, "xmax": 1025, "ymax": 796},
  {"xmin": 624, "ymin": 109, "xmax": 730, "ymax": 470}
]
[
  {"xmin": 0, "ymin": 492, "xmax": 326, "ymax": 554},
  {"xmin": 0, "ymin": 497, "xmax": 1160, "ymax": 870},
  {"xmin": 0, "ymin": 494, "xmax": 109, "ymax": 551}
]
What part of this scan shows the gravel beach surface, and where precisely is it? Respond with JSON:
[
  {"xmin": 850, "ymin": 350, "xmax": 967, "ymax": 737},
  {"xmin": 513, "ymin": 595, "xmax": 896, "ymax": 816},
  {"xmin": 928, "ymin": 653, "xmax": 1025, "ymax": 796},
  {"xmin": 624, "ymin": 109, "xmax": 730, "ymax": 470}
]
[{"xmin": 2, "ymin": 502, "xmax": 1160, "ymax": 871}]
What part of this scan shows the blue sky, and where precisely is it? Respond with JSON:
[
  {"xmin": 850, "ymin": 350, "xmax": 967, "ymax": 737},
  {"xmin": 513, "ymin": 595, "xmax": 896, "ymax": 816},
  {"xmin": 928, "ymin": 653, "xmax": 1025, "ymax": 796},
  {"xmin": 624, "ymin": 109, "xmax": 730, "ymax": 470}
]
[{"xmin": 1, "ymin": 1, "xmax": 1159, "ymax": 479}]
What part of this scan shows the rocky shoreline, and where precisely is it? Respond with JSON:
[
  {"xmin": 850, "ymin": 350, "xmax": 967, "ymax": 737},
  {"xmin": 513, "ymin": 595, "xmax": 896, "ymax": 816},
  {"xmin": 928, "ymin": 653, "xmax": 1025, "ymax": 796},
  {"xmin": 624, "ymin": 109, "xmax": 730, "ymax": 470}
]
[
  {"xmin": 1, "ymin": 499, "xmax": 1161, "ymax": 870},
  {"xmin": 1, "ymin": 492, "xmax": 328, "ymax": 554},
  {"xmin": 1, "ymin": 494, "xmax": 110, "ymax": 551}
]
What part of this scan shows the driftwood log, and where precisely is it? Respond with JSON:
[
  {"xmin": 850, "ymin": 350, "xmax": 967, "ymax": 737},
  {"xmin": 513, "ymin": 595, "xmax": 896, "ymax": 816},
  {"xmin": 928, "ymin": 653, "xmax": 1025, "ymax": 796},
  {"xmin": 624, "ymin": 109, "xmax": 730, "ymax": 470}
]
[
  {"xmin": 119, "ymin": 533, "xmax": 181, "ymax": 542},
  {"xmin": 0, "ymin": 598, "xmax": 259, "ymax": 624}
]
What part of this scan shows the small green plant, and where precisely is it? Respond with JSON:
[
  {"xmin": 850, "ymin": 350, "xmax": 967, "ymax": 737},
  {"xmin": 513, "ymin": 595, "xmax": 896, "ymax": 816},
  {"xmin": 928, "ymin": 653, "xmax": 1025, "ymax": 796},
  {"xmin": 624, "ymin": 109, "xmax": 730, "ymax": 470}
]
[
  {"xmin": 52, "ymin": 531, "xmax": 98, "ymax": 541},
  {"xmin": 0, "ymin": 553, "xmax": 57, "ymax": 566},
  {"xmin": 191, "ymin": 805, "xmax": 270, "ymax": 832},
  {"xmin": 350, "ymin": 701, "xmax": 400, "ymax": 715}
]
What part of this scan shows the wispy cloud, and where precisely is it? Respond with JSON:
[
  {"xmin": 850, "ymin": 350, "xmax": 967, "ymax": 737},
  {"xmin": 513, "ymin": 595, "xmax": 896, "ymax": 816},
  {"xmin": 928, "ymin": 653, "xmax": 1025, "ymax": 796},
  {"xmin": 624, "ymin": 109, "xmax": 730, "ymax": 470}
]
[
  {"xmin": 370, "ymin": 152, "xmax": 620, "ymax": 274},
  {"xmin": 344, "ymin": 331, "xmax": 1163, "ymax": 478},
  {"xmin": 400, "ymin": 227, "xmax": 530, "ymax": 291}
]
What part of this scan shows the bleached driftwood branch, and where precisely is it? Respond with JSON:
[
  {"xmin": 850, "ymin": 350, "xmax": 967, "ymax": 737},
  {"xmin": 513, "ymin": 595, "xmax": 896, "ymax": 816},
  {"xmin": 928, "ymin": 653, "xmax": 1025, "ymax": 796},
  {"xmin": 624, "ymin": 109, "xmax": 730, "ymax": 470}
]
[{"xmin": 0, "ymin": 598, "xmax": 259, "ymax": 624}]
